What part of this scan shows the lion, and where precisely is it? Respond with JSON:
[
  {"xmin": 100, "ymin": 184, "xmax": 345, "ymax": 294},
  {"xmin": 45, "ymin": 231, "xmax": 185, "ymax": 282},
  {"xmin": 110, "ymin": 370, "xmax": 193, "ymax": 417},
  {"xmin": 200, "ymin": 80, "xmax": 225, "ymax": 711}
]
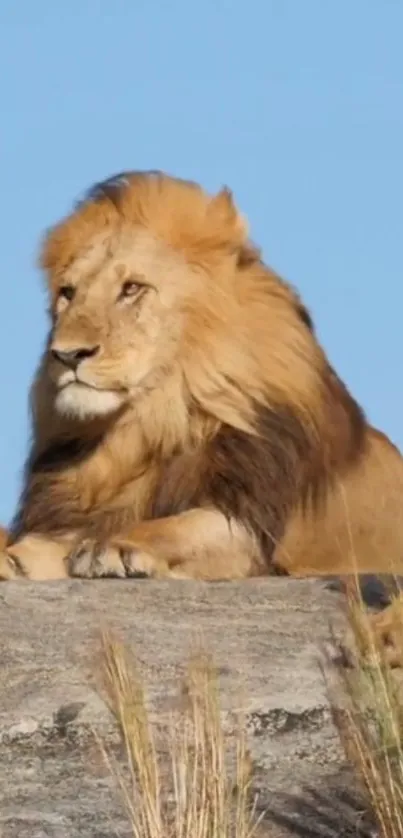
[{"xmin": 1, "ymin": 170, "xmax": 403, "ymax": 657}]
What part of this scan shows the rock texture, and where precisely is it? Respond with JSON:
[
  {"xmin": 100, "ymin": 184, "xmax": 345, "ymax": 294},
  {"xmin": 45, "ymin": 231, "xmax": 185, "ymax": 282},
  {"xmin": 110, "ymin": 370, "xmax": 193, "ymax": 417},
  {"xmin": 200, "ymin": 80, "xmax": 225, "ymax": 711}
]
[{"xmin": 0, "ymin": 579, "xmax": 375, "ymax": 837}]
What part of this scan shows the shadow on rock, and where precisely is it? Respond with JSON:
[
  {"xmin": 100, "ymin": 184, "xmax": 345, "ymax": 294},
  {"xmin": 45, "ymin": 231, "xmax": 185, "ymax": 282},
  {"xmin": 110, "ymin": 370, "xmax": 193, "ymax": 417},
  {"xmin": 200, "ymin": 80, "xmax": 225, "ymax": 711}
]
[
  {"xmin": 325, "ymin": 573, "xmax": 403, "ymax": 610},
  {"xmin": 260, "ymin": 773, "xmax": 377, "ymax": 837}
]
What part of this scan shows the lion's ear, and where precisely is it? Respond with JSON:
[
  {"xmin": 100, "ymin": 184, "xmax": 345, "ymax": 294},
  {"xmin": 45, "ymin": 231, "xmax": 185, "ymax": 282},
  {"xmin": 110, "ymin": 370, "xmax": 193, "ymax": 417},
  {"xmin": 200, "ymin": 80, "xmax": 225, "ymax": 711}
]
[{"xmin": 208, "ymin": 187, "xmax": 249, "ymax": 247}]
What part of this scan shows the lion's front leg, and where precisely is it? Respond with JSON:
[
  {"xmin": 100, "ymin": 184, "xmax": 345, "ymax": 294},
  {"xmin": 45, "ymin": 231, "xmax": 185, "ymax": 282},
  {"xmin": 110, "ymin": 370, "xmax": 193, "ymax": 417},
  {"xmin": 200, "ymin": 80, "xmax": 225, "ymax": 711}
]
[
  {"xmin": 68, "ymin": 508, "xmax": 264, "ymax": 581},
  {"xmin": 0, "ymin": 533, "xmax": 74, "ymax": 581}
]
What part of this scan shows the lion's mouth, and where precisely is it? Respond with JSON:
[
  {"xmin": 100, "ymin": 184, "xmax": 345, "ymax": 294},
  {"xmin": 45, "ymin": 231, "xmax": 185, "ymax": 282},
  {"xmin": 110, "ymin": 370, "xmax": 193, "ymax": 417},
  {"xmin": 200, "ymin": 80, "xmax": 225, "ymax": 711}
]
[
  {"xmin": 56, "ymin": 371, "xmax": 125, "ymax": 395},
  {"xmin": 61, "ymin": 380, "xmax": 123, "ymax": 394},
  {"xmin": 54, "ymin": 376, "xmax": 127, "ymax": 419}
]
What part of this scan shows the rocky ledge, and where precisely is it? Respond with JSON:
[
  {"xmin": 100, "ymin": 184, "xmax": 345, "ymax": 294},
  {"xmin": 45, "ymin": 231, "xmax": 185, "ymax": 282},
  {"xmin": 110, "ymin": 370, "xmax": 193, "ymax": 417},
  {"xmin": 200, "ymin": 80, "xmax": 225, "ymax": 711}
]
[{"xmin": 0, "ymin": 578, "xmax": 379, "ymax": 837}]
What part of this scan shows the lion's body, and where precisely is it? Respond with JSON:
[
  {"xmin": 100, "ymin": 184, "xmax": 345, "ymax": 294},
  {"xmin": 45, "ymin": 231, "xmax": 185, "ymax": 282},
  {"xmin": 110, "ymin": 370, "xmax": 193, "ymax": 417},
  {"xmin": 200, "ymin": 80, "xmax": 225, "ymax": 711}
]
[{"xmin": 1, "ymin": 170, "xmax": 402, "ymax": 588}]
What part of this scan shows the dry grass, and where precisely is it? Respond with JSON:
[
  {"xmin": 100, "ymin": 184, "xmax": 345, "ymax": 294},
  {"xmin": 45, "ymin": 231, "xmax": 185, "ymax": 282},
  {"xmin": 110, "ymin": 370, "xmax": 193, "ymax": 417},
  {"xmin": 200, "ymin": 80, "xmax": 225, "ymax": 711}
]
[
  {"xmin": 96, "ymin": 631, "xmax": 262, "ymax": 838},
  {"xmin": 330, "ymin": 578, "xmax": 403, "ymax": 838}
]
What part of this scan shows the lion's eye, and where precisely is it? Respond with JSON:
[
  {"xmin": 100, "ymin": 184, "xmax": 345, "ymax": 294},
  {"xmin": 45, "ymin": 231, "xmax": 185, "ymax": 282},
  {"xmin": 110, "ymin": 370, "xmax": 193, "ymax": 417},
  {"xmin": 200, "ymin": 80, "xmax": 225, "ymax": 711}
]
[
  {"xmin": 120, "ymin": 280, "xmax": 143, "ymax": 299},
  {"xmin": 58, "ymin": 285, "xmax": 75, "ymax": 301}
]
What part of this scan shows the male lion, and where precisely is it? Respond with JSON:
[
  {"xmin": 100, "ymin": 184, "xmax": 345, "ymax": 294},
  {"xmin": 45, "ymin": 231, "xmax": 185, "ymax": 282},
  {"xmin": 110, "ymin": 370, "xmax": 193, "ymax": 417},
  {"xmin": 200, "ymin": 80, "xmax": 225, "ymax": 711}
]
[{"xmin": 1, "ymin": 171, "xmax": 403, "ymax": 654}]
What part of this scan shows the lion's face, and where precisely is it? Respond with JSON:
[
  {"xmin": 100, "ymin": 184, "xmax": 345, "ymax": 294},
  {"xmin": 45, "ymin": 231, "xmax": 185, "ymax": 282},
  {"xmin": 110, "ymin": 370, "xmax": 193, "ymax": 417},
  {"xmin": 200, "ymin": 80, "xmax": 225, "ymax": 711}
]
[
  {"xmin": 47, "ymin": 228, "xmax": 190, "ymax": 420},
  {"xmin": 39, "ymin": 171, "xmax": 253, "ymax": 425}
]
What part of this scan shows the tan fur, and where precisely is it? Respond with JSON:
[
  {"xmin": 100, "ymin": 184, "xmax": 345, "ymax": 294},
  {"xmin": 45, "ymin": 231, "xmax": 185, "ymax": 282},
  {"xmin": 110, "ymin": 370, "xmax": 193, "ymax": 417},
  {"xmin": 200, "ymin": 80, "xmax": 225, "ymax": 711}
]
[
  {"xmin": 275, "ymin": 429, "xmax": 403, "ymax": 576},
  {"xmin": 1, "ymin": 170, "xmax": 403, "ymax": 657},
  {"xmin": 0, "ymin": 526, "xmax": 8, "ymax": 552}
]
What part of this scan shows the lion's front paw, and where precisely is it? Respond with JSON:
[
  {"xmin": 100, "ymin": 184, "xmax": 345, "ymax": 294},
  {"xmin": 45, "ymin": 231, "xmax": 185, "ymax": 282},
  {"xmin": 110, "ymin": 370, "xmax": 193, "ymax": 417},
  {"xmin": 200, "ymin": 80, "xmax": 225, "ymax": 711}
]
[
  {"xmin": 68, "ymin": 538, "xmax": 168, "ymax": 579},
  {"xmin": 0, "ymin": 551, "xmax": 25, "ymax": 580},
  {"xmin": 369, "ymin": 599, "xmax": 403, "ymax": 668},
  {"xmin": 0, "ymin": 535, "xmax": 70, "ymax": 581}
]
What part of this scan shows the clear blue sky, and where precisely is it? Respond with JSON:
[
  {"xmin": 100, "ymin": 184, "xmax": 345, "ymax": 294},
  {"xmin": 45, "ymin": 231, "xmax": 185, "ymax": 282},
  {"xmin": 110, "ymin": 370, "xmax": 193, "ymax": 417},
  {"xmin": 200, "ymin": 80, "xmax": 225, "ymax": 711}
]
[{"xmin": 1, "ymin": 1, "xmax": 402, "ymax": 525}]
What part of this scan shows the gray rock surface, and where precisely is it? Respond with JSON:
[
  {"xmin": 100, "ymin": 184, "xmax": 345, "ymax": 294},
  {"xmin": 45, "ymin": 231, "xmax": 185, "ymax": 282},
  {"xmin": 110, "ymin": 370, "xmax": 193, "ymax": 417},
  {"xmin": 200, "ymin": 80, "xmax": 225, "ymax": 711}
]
[{"xmin": 0, "ymin": 579, "xmax": 374, "ymax": 837}]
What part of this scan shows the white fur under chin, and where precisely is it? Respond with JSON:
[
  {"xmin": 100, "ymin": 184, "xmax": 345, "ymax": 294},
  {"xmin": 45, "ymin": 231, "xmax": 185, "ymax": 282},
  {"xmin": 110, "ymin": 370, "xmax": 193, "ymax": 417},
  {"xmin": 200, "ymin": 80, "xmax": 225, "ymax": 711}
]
[{"xmin": 55, "ymin": 383, "xmax": 124, "ymax": 419}]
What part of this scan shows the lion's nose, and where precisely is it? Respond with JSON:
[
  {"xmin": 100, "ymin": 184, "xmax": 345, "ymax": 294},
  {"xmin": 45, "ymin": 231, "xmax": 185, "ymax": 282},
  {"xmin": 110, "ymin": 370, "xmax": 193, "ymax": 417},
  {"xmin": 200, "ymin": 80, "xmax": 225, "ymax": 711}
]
[{"xmin": 51, "ymin": 345, "xmax": 100, "ymax": 371}]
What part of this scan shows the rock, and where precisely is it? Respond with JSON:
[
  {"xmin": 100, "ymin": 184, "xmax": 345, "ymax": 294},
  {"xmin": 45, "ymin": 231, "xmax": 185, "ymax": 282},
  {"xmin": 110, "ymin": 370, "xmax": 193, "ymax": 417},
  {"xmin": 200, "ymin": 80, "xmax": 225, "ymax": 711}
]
[{"xmin": 0, "ymin": 579, "xmax": 374, "ymax": 837}]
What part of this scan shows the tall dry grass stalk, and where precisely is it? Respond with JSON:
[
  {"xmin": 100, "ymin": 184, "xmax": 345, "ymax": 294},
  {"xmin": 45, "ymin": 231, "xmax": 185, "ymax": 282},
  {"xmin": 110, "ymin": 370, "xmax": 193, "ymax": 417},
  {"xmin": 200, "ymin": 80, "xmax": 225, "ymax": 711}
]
[
  {"xmin": 97, "ymin": 631, "xmax": 262, "ymax": 838},
  {"xmin": 330, "ymin": 577, "xmax": 403, "ymax": 838}
]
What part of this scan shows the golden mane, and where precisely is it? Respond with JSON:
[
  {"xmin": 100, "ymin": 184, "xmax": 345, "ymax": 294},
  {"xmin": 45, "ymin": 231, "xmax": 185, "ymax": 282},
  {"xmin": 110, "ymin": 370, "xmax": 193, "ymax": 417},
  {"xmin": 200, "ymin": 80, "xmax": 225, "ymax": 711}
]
[{"xmin": 41, "ymin": 171, "xmax": 248, "ymax": 275}]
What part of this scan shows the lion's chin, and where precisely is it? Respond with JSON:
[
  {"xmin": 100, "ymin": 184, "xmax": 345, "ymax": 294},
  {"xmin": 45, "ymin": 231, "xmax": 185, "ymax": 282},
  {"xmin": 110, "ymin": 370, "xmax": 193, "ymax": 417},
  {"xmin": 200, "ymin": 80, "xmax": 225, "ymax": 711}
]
[{"xmin": 54, "ymin": 383, "xmax": 125, "ymax": 420}]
